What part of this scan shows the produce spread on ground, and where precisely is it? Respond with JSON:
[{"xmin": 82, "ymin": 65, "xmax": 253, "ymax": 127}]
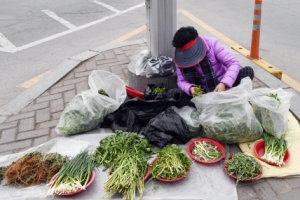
[{"xmin": 0, "ymin": 72, "xmax": 295, "ymax": 200}]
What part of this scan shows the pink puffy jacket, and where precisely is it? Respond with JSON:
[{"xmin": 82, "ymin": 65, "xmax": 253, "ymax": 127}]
[{"xmin": 176, "ymin": 36, "xmax": 240, "ymax": 95}]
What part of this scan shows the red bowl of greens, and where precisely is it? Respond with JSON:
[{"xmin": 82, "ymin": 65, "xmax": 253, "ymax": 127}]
[
  {"xmin": 187, "ymin": 138, "xmax": 225, "ymax": 164},
  {"xmin": 254, "ymin": 139, "xmax": 290, "ymax": 167},
  {"xmin": 224, "ymin": 153, "xmax": 262, "ymax": 182},
  {"xmin": 49, "ymin": 170, "xmax": 96, "ymax": 196},
  {"xmin": 149, "ymin": 158, "xmax": 190, "ymax": 182}
]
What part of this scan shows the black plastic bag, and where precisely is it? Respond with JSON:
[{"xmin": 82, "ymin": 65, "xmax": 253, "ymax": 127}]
[
  {"xmin": 141, "ymin": 108, "xmax": 193, "ymax": 148},
  {"xmin": 101, "ymin": 98, "xmax": 175, "ymax": 132},
  {"xmin": 144, "ymin": 83, "xmax": 167, "ymax": 100}
]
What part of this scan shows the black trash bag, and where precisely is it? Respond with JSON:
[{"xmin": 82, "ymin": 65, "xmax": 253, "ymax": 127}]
[
  {"xmin": 101, "ymin": 98, "xmax": 175, "ymax": 132},
  {"xmin": 144, "ymin": 83, "xmax": 167, "ymax": 100},
  {"xmin": 141, "ymin": 108, "xmax": 193, "ymax": 148}
]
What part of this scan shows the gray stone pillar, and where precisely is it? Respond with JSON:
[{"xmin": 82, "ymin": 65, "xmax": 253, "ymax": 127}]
[{"xmin": 146, "ymin": 0, "xmax": 177, "ymax": 58}]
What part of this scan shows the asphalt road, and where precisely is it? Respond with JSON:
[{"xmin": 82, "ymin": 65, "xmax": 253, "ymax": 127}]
[{"xmin": 0, "ymin": 0, "xmax": 299, "ymax": 108}]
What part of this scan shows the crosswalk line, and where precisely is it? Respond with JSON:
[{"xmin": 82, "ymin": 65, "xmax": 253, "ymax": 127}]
[{"xmin": 42, "ymin": 9, "xmax": 77, "ymax": 30}]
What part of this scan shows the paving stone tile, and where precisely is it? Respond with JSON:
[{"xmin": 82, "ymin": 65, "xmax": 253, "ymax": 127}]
[
  {"xmin": 94, "ymin": 53, "xmax": 105, "ymax": 61},
  {"xmin": 113, "ymin": 48, "xmax": 124, "ymax": 55},
  {"xmin": 237, "ymin": 185, "xmax": 258, "ymax": 200},
  {"xmin": 40, "ymin": 90, "xmax": 51, "ymax": 97},
  {"xmin": 17, "ymin": 128, "xmax": 49, "ymax": 140},
  {"xmin": 116, "ymin": 54, "xmax": 128, "ymax": 62},
  {"xmin": 95, "ymin": 64, "xmax": 110, "ymax": 71},
  {"xmin": 74, "ymin": 64, "xmax": 86, "ymax": 73},
  {"xmin": 85, "ymin": 61, "xmax": 97, "ymax": 71},
  {"xmin": 50, "ymin": 84, "xmax": 75, "ymax": 95},
  {"xmin": 51, "ymin": 81, "xmax": 63, "ymax": 89},
  {"xmin": 51, "ymin": 111, "xmax": 63, "ymax": 120},
  {"xmin": 0, "ymin": 139, "xmax": 32, "ymax": 152},
  {"xmin": 49, "ymin": 127, "xmax": 58, "ymax": 139},
  {"xmin": 36, "ymin": 93, "xmax": 62, "ymax": 103},
  {"xmin": 64, "ymin": 71, "xmax": 75, "ymax": 80},
  {"xmin": 50, "ymin": 99, "xmax": 64, "ymax": 113},
  {"xmin": 33, "ymin": 136, "xmax": 50, "ymax": 146},
  {"xmin": 63, "ymin": 89, "xmax": 76, "ymax": 103},
  {"xmin": 279, "ymin": 188, "xmax": 300, "ymax": 200},
  {"xmin": 110, "ymin": 65, "xmax": 125, "ymax": 74},
  {"xmin": 252, "ymin": 180, "xmax": 279, "ymax": 200},
  {"xmin": 39, "ymin": 119, "xmax": 59, "ymax": 129},
  {"xmin": 19, "ymin": 117, "xmax": 35, "ymax": 132},
  {"xmin": 74, "ymin": 70, "xmax": 93, "ymax": 78},
  {"xmin": 124, "ymin": 50, "xmax": 134, "ymax": 57},
  {"xmin": 106, "ymin": 60, "xmax": 129, "ymax": 67},
  {"xmin": 104, "ymin": 51, "xmax": 115, "ymax": 59},
  {"xmin": 0, "ymin": 150, "xmax": 13, "ymax": 156},
  {"xmin": 21, "ymin": 102, "xmax": 49, "ymax": 113},
  {"xmin": 63, "ymin": 77, "xmax": 86, "ymax": 86},
  {"xmin": 267, "ymin": 178, "xmax": 292, "ymax": 194},
  {"xmin": 76, "ymin": 81, "xmax": 89, "ymax": 93},
  {"xmin": 0, "ymin": 128, "xmax": 16, "ymax": 144},
  {"xmin": 96, "ymin": 58, "xmax": 118, "ymax": 65},
  {"xmin": 0, "ymin": 121, "xmax": 18, "ymax": 130},
  {"xmin": 6, "ymin": 111, "xmax": 35, "ymax": 122},
  {"xmin": 284, "ymin": 177, "xmax": 300, "ymax": 189},
  {"xmin": 36, "ymin": 108, "xmax": 51, "ymax": 123}
]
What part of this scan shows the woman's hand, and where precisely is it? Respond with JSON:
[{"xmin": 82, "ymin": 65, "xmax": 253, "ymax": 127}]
[
  {"xmin": 214, "ymin": 83, "xmax": 226, "ymax": 92},
  {"xmin": 190, "ymin": 86, "xmax": 203, "ymax": 96}
]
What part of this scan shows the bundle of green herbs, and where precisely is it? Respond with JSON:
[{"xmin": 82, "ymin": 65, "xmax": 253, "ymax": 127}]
[
  {"xmin": 192, "ymin": 141, "xmax": 222, "ymax": 161},
  {"xmin": 47, "ymin": 150, "xmax": 95, "ymax": 195},
  {"xmin": 151, "ymin": 144, "xmax": 192, "ymax": 180},
  {"xmin": 151, "ymin": 86, "xmax": 166, "ymax": 94},
  {"xmin": 56, "ymin": 89, "xmax": 110, "ymax": 135},
  {"xmin": 94, "ymin": 130, "xmax": 155, "ymax": 200},
  {"xmin": 192, "ymin": 85, "xmax": 204, "ymax": 97},
  {"xmin": 225, "ymin": 153, "xmax": 262, "ymax": 184},
  {"xmin": 261, "ymin": 133, "xmax": 288, "ymax": 166},
  {"xmin": 3, "ymin": 152, "xmax": 68, "ymax": 187},
  {"xmin": 201, "ymin": 103, "xmax": 263, "ymax": 143}
]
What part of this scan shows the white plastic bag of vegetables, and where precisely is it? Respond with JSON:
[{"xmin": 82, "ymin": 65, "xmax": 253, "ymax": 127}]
[
  {"xmin": 250, "ymin": 87, "xmax": 293, "ymax": 138},
  {"xmin": 55, "ymin": 70, "xmax": 127, "ymax": 136},
  {"xmin": 191, "ymin": 77, "xmax": 263, "ymax": 144}
]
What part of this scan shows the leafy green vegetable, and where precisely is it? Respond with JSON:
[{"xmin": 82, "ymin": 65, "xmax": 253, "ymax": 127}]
[
  {"xmin": 151, "ymin": 144, "xmax": 192, "ymax": 180},
  {"xmin": 193, "ymin": 85, "xmax": 204, "ymax": 97},
  {"xmin": 201, "ymin": 103, "xmax": 263, "ymax": 143},
  {"xmin": 98, "ymin": 89, "xmax": 109, "ymax": 97},
  {"xmin": 152, "ymin": 86, "xmax": 166, "ymax": 94},
  {"xmin": 47, "ymin": 150, "xmax": 95, "ymax": 196},
  {"xmin": 94, "ymin": 130, "xmax": 155, "ymax": 200},
  {"xmin": 225, "ymin": 153, "xmax": 262, "ymax": 185},
  {"xmin": 262, "ymin": 133, "xmax": 287, "ymax": 166},
  {"xmin": 192, "ymin": 141, "xmax": 222, "ymax": 161}
]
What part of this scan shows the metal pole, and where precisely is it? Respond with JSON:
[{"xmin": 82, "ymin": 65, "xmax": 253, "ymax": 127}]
[
  {"xmin": 146, "ymin": 0, "xmax": 177, "ymax": 58},
  {"xmin": 249, "ymin": 0, "xmax": 262, "ymax": 59}
]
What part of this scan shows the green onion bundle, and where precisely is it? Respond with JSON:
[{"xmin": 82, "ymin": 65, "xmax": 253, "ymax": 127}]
[
  {"xmin": 225, "ymin": 153, "xmax": 261, "ymax": 184},
  {"xmin": 47, "ymin": 150, "xmax": 95, "ymax": 195},
  {"xmin": 192, "ymin": 141, "xmax": 221, "ymax": 161},
  {"xmin": 151, "ymin": 144, "xmax": 192, "ymax": 180},
  {"xmin": 261, "ymin": 133, "xmax": 287, "ymax": 166}
]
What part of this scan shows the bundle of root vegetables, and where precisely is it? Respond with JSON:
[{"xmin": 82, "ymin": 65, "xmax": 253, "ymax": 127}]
[{"xmin": 1, "ymin": 151, "xmax": 68, "ymax": 186}]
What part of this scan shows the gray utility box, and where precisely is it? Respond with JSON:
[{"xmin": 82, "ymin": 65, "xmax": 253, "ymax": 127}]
[{"xmin": 128, "ymin": 71, "xmax": 178, "ymax": 92}]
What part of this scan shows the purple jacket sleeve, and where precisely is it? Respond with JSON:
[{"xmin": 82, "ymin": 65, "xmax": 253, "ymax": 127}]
[
  {"xmin": 176, "ymin": 64, "xmax": 194, "ymax": 96},
  {"xmin": 211, "ymin": 39, "xmax": 240, "ymax": 87}
]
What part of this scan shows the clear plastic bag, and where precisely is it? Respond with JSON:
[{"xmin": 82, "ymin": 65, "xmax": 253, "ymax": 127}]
[
  {"xmin": 250, "ymin": 88, "xmax": 293, "ymax": 138},
  {"xmin": 55, "ymin": 70, "xmax": 126, "ymax": 136},
  {"xmin": 191, "ymin": 77, "xmax": 263, "ymax": 144},
  {"xmin": 172, "ymin": 106, "xmax": 201, "ymax": 135},
  {"xmin": 127, "ymin": 47, "xmax": 150, "ymax": 76}
]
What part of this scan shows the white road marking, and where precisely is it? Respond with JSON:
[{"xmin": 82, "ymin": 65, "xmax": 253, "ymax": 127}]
[
  {"xmin": 91, "ymin": 0, "xmax": 120, "ymax": 13},
  {"xmin": 0, "ymin": 3, "xmax": 144, "ymax": 53},
  {"xmin": 42, "ymin": 9, "xmax": 77, "ymax": 30},
  {"xmin": 0, "ymin": 33, "xmax": 17, "ymax": 53}
]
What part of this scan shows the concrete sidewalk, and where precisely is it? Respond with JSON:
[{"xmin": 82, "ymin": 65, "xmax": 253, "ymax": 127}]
[{"xmin": 1, "ymin": 39, "xmax": 300, "ymax": 200}]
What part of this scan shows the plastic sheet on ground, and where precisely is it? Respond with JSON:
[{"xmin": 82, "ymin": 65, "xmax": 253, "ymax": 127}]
[
  {"xmin": 0, "ymin": 128, "xmax": 238, "ymax": 200},
  {"xmin": 239, "ymin": 112, "xmax": 300, "ymax": 178}
]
